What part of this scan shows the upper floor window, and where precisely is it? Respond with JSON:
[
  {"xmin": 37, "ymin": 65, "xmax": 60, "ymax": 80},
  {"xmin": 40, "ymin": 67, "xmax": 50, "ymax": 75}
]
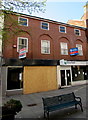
[
  {"xmin": 18, "ymin": 17, "xmax": 28, "ymax": 26},
  {"xmin": 41, "ymin": 22, "xmax": 49, "ymax": 30},
  {"xmin": 74, "ymin": 29, "xmax": 81, "ymax": 36},
  {"xmin": 60, "ymin": 42, "xmax": 68, "ymax": 55},
  {"xmin": 76, "ymin": 44, "xmax": 83, "ymax": 56},
  {"xmin": 41, "ymin": 40, "xmax": 50, "ymax": 54},
  {"xmin": 59, "ymin": 26, "xmax": 66, "ymax": 33},
  {"xmin": 17, "ymin": 37, "xmax": 28, "ymax": 52}
]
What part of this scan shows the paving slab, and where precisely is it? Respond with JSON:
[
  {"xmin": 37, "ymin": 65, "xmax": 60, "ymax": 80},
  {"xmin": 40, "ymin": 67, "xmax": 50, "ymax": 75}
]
[{"xmin": 1, "ymin": 84, "xmax": 88, "ymax": 119}]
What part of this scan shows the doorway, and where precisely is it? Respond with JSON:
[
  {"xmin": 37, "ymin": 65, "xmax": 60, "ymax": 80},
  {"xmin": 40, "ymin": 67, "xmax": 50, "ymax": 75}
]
[
  {"xmin": 7, "ymin": 67, "xmax": 23, "ymax": 90},
  {"xmin": 60, "ymin": 70, "xmax": 71, "ymax": 86}
]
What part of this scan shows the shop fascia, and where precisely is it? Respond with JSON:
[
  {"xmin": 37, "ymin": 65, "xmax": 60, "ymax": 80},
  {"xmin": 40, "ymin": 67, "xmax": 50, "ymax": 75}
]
[{"xmin": 60, "ymin": 59, "xmax": 88, "ymax": 66}]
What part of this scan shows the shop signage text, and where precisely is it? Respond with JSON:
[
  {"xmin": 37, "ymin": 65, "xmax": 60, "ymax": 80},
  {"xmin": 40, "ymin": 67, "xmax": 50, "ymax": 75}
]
[{"xmin": 60, "ymin": 59, "xmax": 88, "ymax": 66}]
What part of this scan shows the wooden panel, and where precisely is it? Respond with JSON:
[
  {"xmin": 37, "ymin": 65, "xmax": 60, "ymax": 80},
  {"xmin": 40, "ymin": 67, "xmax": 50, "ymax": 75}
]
[{"xmin": 23, "ymin": 66, "xmax": 57, "ymax": 94}]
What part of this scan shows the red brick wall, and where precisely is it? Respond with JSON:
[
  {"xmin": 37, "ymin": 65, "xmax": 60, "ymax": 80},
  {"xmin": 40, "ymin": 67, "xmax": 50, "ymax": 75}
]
[
  {"xmin": 85, "ymin": 19, "xmax": 88, "ymax": 60},
  {"xmin": 3, "ymin": 13, "xmax": 87, "ymax": 61}
]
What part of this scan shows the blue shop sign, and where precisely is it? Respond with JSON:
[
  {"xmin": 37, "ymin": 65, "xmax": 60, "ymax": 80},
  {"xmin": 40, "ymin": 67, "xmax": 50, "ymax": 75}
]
[{"xmin": 70, "ymin": 48, "xmax": 78, "ymax": 56}]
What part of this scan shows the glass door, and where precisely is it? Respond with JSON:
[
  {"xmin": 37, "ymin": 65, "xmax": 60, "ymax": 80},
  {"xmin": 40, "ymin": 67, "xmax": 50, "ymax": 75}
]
[{"xmin": 61, "ymin": 70, "xmax": 71, "ymax": 86}]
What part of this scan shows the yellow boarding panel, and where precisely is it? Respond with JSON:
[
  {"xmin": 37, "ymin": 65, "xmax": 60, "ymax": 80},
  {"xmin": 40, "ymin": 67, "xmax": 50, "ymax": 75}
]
[{"xmin": 23, "ymin": 66, "xmax": 58, "ymax": 94}]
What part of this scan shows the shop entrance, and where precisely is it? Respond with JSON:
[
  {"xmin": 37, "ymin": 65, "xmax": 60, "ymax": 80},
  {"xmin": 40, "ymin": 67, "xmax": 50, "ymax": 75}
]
[
  {"xmin": 61, "ymin": 70, "xmax": 71, "ymax": 86},
  {"xmin": 7, "ymin": 67, "xmax": 23, "ymax": 90}
]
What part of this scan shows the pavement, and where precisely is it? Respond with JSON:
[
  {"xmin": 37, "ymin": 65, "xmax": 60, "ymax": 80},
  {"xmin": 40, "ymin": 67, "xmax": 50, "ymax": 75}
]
[{"xmin": 1, "ymin": 84, "xmax": 88, "ymax": 120}]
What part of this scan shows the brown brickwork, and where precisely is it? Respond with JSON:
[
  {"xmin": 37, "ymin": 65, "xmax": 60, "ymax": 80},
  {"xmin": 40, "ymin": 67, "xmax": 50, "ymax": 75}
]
[{"xmin": 3, "ymin": 13, "xmax": 87, "ymax": 61}]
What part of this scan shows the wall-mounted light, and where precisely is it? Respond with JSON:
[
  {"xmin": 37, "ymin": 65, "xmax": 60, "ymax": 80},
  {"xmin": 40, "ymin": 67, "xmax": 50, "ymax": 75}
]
[
  {"xmin": 13, "ymin": 45, "xmax": 17, "ymax": 48},
  {"xmin": 78, "ymin": 71, "xmax": 80, "ymax": 74},
  {"xmin": 85, "ymin": 73, "xmax": 87, "ymax": 75},
  {"xmin": 75, "ymin": 74, "xmax": 77, "ymax": 77}
]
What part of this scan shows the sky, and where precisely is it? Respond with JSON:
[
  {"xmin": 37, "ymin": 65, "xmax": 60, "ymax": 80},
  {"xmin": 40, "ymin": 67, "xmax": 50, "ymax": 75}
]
[{"xmin": 31, "ymin": 1, "xmax": 86, "ymax": 23}]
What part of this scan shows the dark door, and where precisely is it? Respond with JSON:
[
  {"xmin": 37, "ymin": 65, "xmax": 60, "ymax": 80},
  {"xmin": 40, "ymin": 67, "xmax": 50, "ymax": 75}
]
[
  {"xmin": 66, "ymin": 70, "xmax": 71, "ymax": 85},
  {"xmin": 61, "ymin": 70, "xmax": 66, "ymax": 86}
]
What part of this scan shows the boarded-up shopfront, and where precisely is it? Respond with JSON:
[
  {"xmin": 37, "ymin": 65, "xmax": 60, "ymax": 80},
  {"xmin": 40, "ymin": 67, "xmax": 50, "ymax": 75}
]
[{"xmin": 23, "ymin": 66, "xmax": 58, "ymax": 94}]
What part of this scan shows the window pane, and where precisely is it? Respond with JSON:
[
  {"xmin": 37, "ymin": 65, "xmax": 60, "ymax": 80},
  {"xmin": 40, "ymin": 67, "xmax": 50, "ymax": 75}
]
[
  {"xmin": 60, "ymin": 42, "xmax": 68, "ymax": 55},
  {"xmin": 76, "ymin": 44, "xmax": 82, "ymax": 50},
  {"xmin": 76, "ymin": 44, "xmax": 83, "ymax": 55},
  {"xmin": 79, "ymin": 50, "xmax": 83, "ymax": 55},
  {"xmin": 60, "ymin": 26, "xmax": 65, "ymax": 30},
  {"xmin": 18, "ymin": 37, "xmax": 28, "ymax": 52},
  {"xmin": 41, "ymin": 22, "xmax": 49, "ymax": 30},
  {"xmin": 61, "ymin": 43, "xmax": 67, "ymax": 49},
  {"xmin": 61, "ymin": 49, "xmax": 68, "ymax": 55},
  {"xmin": 42, "ymin": 22, "xmax": 48, "ymax": 26},
  {"xmin": 42, "ymin": 26, "xmax": 48, "ymax": 30},
  {"xmin": 19, "ymin": 45, "xmax": 23, "ymax": 50},
  {"xmin": 24, "ymin": 39, "xmax": 27, "ymax": 45},
  {"xmin": 43, "ymin": 47, "xmax": 49, "ymax": 53},
  {"xmin": 19, "ymin": 17, "xmax": 28, "ymax": 26},
  {"xmin": 41, "ymin": 40, "xmax": 50, "ymax": 54},
  {"xmin": 75, "ymin": 29, "xmax": 80, "ymax": 36},
  {"xmin": 19, "ymin": 38, "xmax": 22, "ymax": 44},
  {"xmin": 60, "ymin": 26, "xmax": 66, "ymax": 33},
  {"xmin": 42, "ymin": 41, "xmax": 47, "ymax": 47}
]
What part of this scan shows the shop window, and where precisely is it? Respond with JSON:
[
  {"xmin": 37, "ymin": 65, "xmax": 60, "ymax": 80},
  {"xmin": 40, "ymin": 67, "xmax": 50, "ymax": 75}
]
[
  {"xmin": 7, "ymin": 68, "xmax": 23, "ymax": 90},
  {"xmin": 60, "ymin": 42, "xmax": 68, "ymax": 55},
  {"xmin": 72, "ymin": 66, "xmax": 88, "ymax": 81},
  {"xmin": 41, "ymin": 40, "xmax": 50, "ymax": 54}
]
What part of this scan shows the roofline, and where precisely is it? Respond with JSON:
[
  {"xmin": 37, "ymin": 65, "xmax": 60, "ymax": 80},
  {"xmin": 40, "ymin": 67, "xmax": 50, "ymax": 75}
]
[{"xmin": 2, "ymin": 10, "xmax": 86, "ymax": 30}]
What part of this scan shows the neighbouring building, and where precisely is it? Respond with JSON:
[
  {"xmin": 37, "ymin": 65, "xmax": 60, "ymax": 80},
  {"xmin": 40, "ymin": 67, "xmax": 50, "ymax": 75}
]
[
  {"xmin": 67, "ymin": 2, "xmax": 88, "ymax": 27},
  {"xmin": 1, "ymin": 2, "xmax": 88, "ymax": 96}
]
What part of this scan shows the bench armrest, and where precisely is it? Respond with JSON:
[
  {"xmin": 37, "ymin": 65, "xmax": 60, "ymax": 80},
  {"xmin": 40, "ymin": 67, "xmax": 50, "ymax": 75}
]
[{"xmin": 75, "ymin": 96, "xmax": 82, "ymax": 102}]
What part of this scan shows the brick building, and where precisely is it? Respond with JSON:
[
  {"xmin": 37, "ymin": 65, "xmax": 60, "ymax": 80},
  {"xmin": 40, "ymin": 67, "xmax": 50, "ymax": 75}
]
[
  {"xmin": 67, "ymin": 2, "xmax": 88, "ymax": 28},
  {"xmin": 1, "ymin": 3, "xmax": 88, "ymax": 96}
]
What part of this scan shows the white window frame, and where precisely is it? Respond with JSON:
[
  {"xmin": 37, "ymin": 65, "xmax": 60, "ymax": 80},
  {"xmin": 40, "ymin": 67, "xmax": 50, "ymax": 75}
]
[
  {"xmin": 59, "ymin": 26, "xmax": 66, "ymax": 33},
  {"xmin": 18, "ymin": 17, "xmax": 28, "ymax": 26},
  {"xmin": 60, "ymin": 42, "xmax": 68, "ymax": 55},
  {"xmin": 74, "ymin": 29, "xmax": 81, "ymax": 36},
  {"xmin": 76, "ymin": 44, "xmax": 83, "ymax": 56},
  {"xmin": 41, "ymin": 40, "xmax": 50, "ymax": 54},
  {"xmin": 41, "ymin": 22, "xmax": 49, "ymax": 30},
  {"xmin": 17, "ymin": 37, "xmax": 28, "ymax": 52}
]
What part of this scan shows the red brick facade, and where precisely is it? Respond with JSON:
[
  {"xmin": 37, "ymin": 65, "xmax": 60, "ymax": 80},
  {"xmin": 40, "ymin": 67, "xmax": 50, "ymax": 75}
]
[
  {"xmin": 85, "ymin": 19, "xmax": 88, "ymax": 60},
  {"xmin": 3, "ymin": 13, "xmax": 87, "ymax": 61}
]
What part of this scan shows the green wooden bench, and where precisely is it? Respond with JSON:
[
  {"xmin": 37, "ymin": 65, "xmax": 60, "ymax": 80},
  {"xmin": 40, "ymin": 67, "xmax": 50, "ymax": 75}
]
[{"xmin": 42, "ymin": 92, "xmax": 83, "ymax": 119}]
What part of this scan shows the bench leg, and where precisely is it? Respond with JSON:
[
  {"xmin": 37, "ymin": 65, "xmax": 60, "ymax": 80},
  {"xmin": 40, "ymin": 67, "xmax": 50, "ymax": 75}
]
[
  {"xmin": 44, "ymin": 111, "xmax": 46, "ymax": 118},
  {"xmin": 46, "ymin": 111, "xmax": 49, "ymax": 120},
  {"xmin": 44, "ymin": 111, "xmax": 49, "ymax": 119},
  {"xmin": 79, "ymin": 103, "xmax": 83, "ymax": 112},
  {"xmin": 75, "ymin": 104, "xmax": 77, "ymax": 109}
]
